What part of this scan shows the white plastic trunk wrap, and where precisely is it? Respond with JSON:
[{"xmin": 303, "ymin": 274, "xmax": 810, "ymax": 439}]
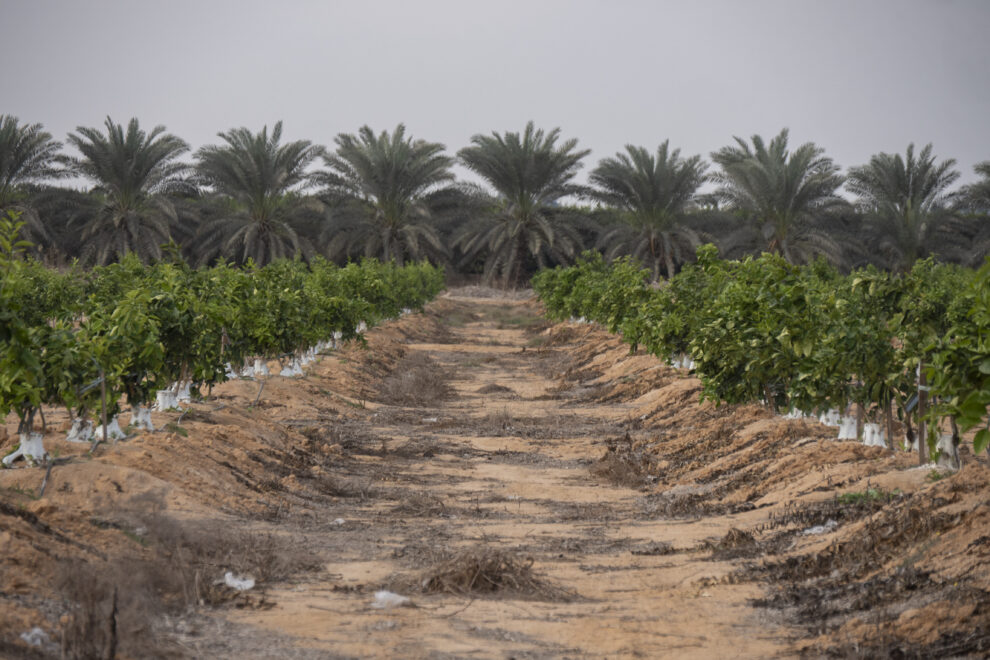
[
  {"xmin": 176, "ymin": 382, "xmax": 192, "ymax": 403},
  {"xmin": 2, "ymin": 432, "xmax": 47, "ymax": 466},
  {"xmin": 240, "ymin": 361, "xmax": 255, "ymax": 378},
  {"xmin": 156, "ymin": 389, "xmax": 180, "ymax": 411},
  {"xmin": 819, "ymin": 409, "xmax": 841, "ymax": 427},
  {"xmin": 224, "ymin": 363, "xmax": 239, "ymax": 379},
  {"xmin": 837, "ymin": 416, "xmax": 858, "ymax": 440},
  {"xmin": 65, "ymin": 418, "xmax": 94, "ymax": 443},
  {"xmin": 280, "ymin": 359, "xmax": 304, "ymax": 378},
  {"xmin": 131, "ymin": 406, "xmax": 155, "ymax": 432},
  {"xmin": 253, "ymin": 359, "xmax": 270, "ymax": 377},
  {"xmin": 94, "ymin": 416, "xmax": 125, "ymax": 441},
  {"xmin": 862, "ymin": 423, "xmax": 886, "ymax": 447},
  {"xmin": 935, "ymin": 433, "xmax": 961, "ymax": 469}
]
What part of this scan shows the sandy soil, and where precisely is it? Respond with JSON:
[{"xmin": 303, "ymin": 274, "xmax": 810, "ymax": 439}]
[{"xmin": 1, "ymin": 291, "xmax": 988, "ymax": 659}]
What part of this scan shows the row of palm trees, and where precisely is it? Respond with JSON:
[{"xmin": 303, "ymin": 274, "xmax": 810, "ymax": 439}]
[{"xmin": 2, "ymin": 114, "xmax": 989, "ymax": 284}]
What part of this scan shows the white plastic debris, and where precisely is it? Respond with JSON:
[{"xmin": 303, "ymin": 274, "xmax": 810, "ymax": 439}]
[
  {"xmin": 2, "ymin": 432, "xmax": 47, "ymax": 466},
  {"xmin": 401, "ymin": 307, "xmax": 413, "ymax": 316},
  {"xmin": 253, "ymin": 359, "xmax": 270, "ymax": 378},
  {"xmin": 356, "ymin": 321, "xmax": 367, "ymax": 333},
  {"xmin": 801, "ymin": 519, "xmax": 838, "ymax": 535},
  {"xmin": 370, "ymin": 590, "xmax": 410, "ymax": 609},
  {"xmin": 331, "ymin": 518, "xmax": 346, "ymax": 526},
  {"xmin": 131, "ymin": 406, "xmax": 155, "ymax": 432},
  {"xmin": 94, "ymin": 416, "xmax": 126, "ymax": 441},
  {"xmin": 862, "ymin": 423, "xmax": 886, "ymax": 448},
  {"xmin": 223, "ymin": 571, "xmax": 255, "ymax": 591},
  {"xmin": 156, "ymin": 388, "xmax": 180, "ymax": 411},
  {"xmin": 837, "ymin": 416, "xmax": 858, "ymax": 440},
  {"xmin": 20, "ymin": 627, "xmax": 49, "ymax": 647},
  {"xmin": 66, "ymin": 418, "xmax": 94, "ymax": 443}
]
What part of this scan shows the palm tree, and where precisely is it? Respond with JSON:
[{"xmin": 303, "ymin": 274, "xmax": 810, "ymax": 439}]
[
  {"xmin": 0, "ymin": 115, "xmax": 71, "ymax": 250},
  {"xmin": 590, "ymin": 142, "xmax": 707, "ymax": 280},
  {"xmin": 962, "ymin": 162, "xmax": 990, "ymax": 266},
  {"xmin": 710, "ymin": 128, "xmax": 847, "ymax": 265},
  {"xmin": 318, "ymin": 124, "xmax": 456, "ymax": 264},
  {"xmin": 68, "ymin": 117, "xmax": 193, "ymax": 265},
  {"xmin": 193, "ymin": 122, "xmax": 323, "ymax": 266},
  {"xmin": 456, "ymin": 121, "xmax": 590, "ymax": 286},
  {"xmin": 846, "ymin": 143, "xmax": 964, "ymax": 272},
  {"xmin": 962, "ymin": 162, "xmax": 990, "ymax": 215}
]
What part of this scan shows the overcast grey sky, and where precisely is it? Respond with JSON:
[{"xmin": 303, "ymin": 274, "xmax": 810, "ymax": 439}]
[{"xmin": 2, "ymin": 0, "xmax": 989, "ymax": 190}]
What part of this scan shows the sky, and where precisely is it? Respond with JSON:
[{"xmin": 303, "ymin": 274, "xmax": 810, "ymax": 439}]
[{"xmin": 2, "ymin": 0, "xmax": 989, "ymax": 191}]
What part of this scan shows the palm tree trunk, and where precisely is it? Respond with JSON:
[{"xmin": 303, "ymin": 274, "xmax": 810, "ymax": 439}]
[{"xmin": 663, "ymin": 240, "xmax": 675, "ymax": 281}]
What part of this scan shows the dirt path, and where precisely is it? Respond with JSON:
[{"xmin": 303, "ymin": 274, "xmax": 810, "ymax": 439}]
[
  {"xmin": 227, "ymin": 294, "xmax": 789, "ymax": 659},
  {"xmin": 6, "ymin": 292, "xmax": 987, "ymax": 658}
]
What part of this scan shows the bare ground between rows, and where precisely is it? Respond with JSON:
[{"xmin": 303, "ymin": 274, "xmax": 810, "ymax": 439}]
[{"xmin": 3, "ymin": 292, "xmax": 988, "ymax": 658}]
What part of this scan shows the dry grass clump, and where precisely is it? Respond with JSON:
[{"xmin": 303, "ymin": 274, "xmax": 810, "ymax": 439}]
[
  {"xmin": 56, "ymin": 511, "xmax": 321, "ymax": 657},
  {"xmin": 591, "ymin": 433, "xmax": 657, "ymax": 488},
  {"xmin": 476, "ymin": 383, "xmax": 516, "ymax": 395},
  {"xmin": 392, "ymin": 492, "xmax": 447, "ymax": 517},
  {"xmin": 702, "ymin": 527, "xmax": 760, "ymax": 560},
  {"xmin": 377, "ymin": 353, "xmax": 454, "ymax": 406},
  {"xmin": 410, "ymin": 546, "xmax": 574, "ymax": 601}
]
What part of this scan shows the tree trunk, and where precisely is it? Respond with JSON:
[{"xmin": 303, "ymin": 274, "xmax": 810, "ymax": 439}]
[
  {"xmin": 884, "ymin": 400, "xmax": 895, "ymax": 450},
  {"xmin": 856, "ymin": 403, "xmax": 864, "ymax": 442},
  {"xmin": 949, "ymin": 416, "xmax": 962, "ymax": 469},
  {"xmin": 918, "ymin": 364, "xmax": 929, "ymax": 465}
]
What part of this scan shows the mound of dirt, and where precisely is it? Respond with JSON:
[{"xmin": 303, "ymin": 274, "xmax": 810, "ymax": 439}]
[
  {"xmin": 541, "ymin": 316, "xmax": 990, "ymax": 656},
  {"xmin": 0, "ymin": 304, "xmax": 451, "ymax": 655}
]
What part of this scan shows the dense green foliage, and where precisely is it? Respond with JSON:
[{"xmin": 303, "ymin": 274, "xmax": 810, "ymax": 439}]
[
  {"xmin": 0, "ymin": 213, "xmax": 444, "ymax": 440},
  {"xmin": 319, "ymin": 124, "xmax": 456, "ymax": 265},
  {"xmin": 2, "ymin": 115, "xmax": 989, "ymax": 281},
  {"xmin": 534, "ymin": 247, "xmax": 990, "ymax": 457}
]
